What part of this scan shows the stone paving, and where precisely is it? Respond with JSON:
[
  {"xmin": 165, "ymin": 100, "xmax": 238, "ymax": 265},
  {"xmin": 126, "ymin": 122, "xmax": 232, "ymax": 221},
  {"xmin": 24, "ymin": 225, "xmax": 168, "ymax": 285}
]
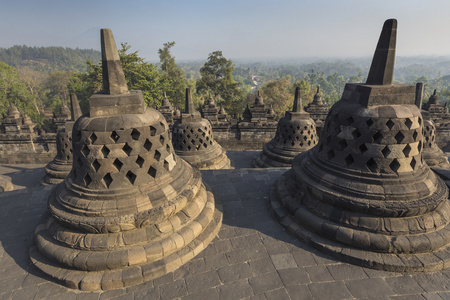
[{"xmin": 0, "ymin": 152, "xmax": 450, "ymax": 299}]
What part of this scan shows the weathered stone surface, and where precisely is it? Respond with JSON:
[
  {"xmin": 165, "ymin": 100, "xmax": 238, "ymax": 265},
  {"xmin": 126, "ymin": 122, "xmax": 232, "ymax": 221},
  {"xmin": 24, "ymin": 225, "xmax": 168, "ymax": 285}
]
[
  {"xmin": 253, "ymin": 87, "xmax": 318, "ymax": 168},
  {"xmin": 172, "ymin": 88, "xmax": 231, "ymax": 170},
  {"xmin": 270, "ymin": 19, "xmax": 450, "ymax": 272},
  {"xmin": 30, "ymin": 29, "xmax": 222, "ymax": 291}
]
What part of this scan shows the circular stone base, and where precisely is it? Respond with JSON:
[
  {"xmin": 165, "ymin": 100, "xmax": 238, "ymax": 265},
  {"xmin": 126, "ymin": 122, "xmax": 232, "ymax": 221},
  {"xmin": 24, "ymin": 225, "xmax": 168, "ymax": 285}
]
[
  {"xmin": 270, "ymin": 170, "xmax": 450, "ymax": 273},
  {"xmin": 41, "ymin": 161, "xmax": 72, "ymax": 185},
  {"xmin": 30, "ymin": 189, "xmax": 223, "ymax": 291}
]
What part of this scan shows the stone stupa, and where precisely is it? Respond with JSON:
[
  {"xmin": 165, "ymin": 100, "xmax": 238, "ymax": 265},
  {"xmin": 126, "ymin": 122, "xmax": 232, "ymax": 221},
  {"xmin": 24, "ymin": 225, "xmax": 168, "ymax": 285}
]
[
  {"xmin": 30, "ymin": 29, "xmax": 222, "ymax": 291},
  {"xmin": 42, "ymin": 93, "xmax": 83, "ymax": 185},
  {"xmin": 270, "ymin": 19, "xmax": 450, "ymax": 272},
  {"xmin": 172, "ymin": 88, "xmax": 231, "ymax": 169},
  {"xmin": 253, "ymin": 87, "xmax": 318, "ymax": 168}
]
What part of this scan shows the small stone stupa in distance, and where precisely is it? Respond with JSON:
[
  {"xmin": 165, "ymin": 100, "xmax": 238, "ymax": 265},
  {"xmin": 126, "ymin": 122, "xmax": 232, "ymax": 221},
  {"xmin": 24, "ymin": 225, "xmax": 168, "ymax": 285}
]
[
  {"xmin": 171, "ymin": 88, "xmax": 231, "ymax": 169},
  {"xmin": 41, "ymin": 93, "xmax": 83, "ymax": 185},
  {"xmin": 270, "ymin": 19, "xmax": 450, "ymax": 272},
  {"xmin": 30, "ymin": 29, "xmax": 222, "ymax": 291},
  {"xmin": 253, "ymin": 87, "xmax": 318, "ymax": 167}
]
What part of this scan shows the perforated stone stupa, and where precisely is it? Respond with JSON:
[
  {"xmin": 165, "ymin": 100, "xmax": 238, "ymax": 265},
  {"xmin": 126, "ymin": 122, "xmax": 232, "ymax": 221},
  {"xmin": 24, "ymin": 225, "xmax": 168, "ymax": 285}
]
[
  {"xmin": 172, "ymin": 88, "xmax": 231, "ymax": 169},
  {"xmin": 30, "ymin": 29, "xmax": 222, "ymax": 291},
  {"xmin": 270, "ymin": 19, "xmax": 450, "ymax": 272},
  {"xmin": 423, "ymin": 110, "xmax": 450, "ymax": 168},
  {"xmin": 42, "ymin": 93, "xmax": 82, "ymax": 185},
  {"xmin": 253, "ymin": 87, "xmax": 318, "ymax": 168}
]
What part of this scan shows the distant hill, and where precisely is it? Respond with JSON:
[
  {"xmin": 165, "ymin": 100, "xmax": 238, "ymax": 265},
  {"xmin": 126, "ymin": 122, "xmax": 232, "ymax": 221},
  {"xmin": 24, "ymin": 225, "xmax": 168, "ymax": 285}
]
[{"xmin": 0, "ymin": 45, "xmax": 100, "ymax": 73}]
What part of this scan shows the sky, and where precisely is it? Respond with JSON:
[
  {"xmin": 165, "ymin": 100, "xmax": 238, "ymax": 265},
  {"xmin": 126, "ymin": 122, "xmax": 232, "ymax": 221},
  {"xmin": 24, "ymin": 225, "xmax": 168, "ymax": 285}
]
[{"xmin": 1, "ymin": 0, "xmax": 450, "ymax": 62}]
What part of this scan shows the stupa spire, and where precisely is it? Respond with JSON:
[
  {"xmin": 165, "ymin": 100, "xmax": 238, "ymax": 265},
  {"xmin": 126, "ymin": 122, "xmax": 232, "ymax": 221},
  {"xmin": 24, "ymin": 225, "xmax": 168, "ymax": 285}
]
[
  {"xmin": 185, "ymin": 88, "xmax": 195, "ymax": 114},
  {"xmin": 70, "ymin": 93, "xmax": 82, "ymax": 120},
  {"xmin": 293, "ymin": 87, "xmax": 302, "ymax": 112},
  {"xmin": 366, "ymin": 19, "xmax": 397, "ymax": 85},
  {"xmin": 100, "ymin": 28, "xmax": 128, "ymax": 95}
]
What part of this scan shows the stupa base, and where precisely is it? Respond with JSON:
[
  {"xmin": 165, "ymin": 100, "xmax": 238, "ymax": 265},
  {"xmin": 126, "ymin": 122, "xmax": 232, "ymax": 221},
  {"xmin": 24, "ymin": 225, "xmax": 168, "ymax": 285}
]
[
  {"xmin": 30, "ymin": 189, "xmax": 222, "ymax": 291},
  {"xmin": 270, "ymin": 170, "xmax": 450, "ymax": 273},
  {"xmin": 41, "ymin": 161, "xmax": 72, "ymax": 185}
]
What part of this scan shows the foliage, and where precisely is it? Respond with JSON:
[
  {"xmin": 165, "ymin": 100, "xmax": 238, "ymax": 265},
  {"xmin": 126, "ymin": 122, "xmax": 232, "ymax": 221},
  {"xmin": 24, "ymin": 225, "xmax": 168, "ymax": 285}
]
[{"xmin": 196, "ymin": 51, "xmax": 246, "ymax": 116}]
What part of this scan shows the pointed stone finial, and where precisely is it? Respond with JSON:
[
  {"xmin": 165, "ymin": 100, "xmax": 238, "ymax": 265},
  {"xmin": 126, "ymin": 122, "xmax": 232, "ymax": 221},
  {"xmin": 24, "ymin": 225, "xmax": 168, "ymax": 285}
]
[
  {"xmin": 100, "ymin": 29, "xmax": 128, "ymax": 95},
  {"xmin": 185, "ymin": 88, "xmax": 195, "ymax": 114},
  {"xmin": 219, "ymin": 104, "xmax": 226, "ymax": 115},
  {"xmin": 293, "ymin": 87, "xmax": 302, "ymax": 112},
  {"xmin": 161, "ymin": 91, "xmax": 171, "ymax": 107},
  {"xmin": 70, "ymin": 93, "xmax": 82, "ymax": 120},
  {"xmin": 433, "ymin": 89, "xmax": 437, "ymax": 95},
  {"xmin": 255, "ymin": 91, "xmax": 264, "ymax": 105},
  {"xmin": 313, "ymin": 86, "xmax": 323, "ymax": 105},
  {"xmin": 415, "ymin": 83, "xmax": 424, "ymax": 109},
  {"xmin": 366, "ymin": 19, "xmax": 397, "ymax": 85}
]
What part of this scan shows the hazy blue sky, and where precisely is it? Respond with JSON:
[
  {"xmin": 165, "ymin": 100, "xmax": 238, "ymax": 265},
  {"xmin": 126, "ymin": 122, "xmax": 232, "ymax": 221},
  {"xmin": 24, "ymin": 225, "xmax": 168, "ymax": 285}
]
[{"xmin": 1, "ymin": 0, "xmax": 450, "ymax": 61}]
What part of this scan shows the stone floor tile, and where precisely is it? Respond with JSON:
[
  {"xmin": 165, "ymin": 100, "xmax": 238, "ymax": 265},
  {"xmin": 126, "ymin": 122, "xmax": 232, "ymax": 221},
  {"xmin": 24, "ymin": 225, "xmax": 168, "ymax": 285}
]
[
  {"xmin": 308, "ymin": 281, "xmax": 352, "ymax": 299},
  {"xmin": 248, "ymin": 272, "xmax": 283, "ymax": 295},
  {"xmin": 217, "ymin": 279, "xmax": 253, "ymax": 300},
  {"xmin": 305, "ymin": 265, "xmax": 334, "ymax": 282},
  {"xmin": 218, "ymin": 262, "xmax": 253, "ymax": 283},
  {"xmin": 245, "ymin": 243, "xmax": 269, "ymax": 260},
  {"xmin": 99, "ymin": 289, "xmax": 127, "ymax": 300},
  {"xmin": 159, "ymin": 279, "xmax": 188, "ymax": 300},
  {"xmin": 277, "ymin": 268, "xmax": 310, "ymax": 286},
  {"xmin": 292, "ymin": 250, "xmax": 317, "ymax": 267},
  {"xmin": 226, "ymin": 248, "xmax": 250, "ymax": 264},
  {"xmin": 414, "ymin": 273, "xmax": 450, "ymax": 293},
  {"xmin": 386, "ymin": 275, "xmax": 426, "ymax": 294},
  {"xmin": 263, "ymin": 242, "xmax": 290, "ymax": 255},
  {"xmin": 204, "ymin": 253, "xmax": 230, "ymax": 270},
  {"xmin": 248, "ymin": 257, "xmax": 276, "ymax": 275},
  {"xmin": 230, "ymin": 234, "xmax": 261, "ymax": 249},
  {"xmin": 391, "ymin": 295, "xmax": 426, "ymax": 300},
  {"xmin": 181, "ymin": 288, "xmax": 220, "ymax": 300},
  {"xmin": 345, "ymin": 278, "xmax": 394, "ymax": 298},
  {"xmin": 214, "ymin": 240, "xmax": 234, "ymax": 253},
  {"xmin": 270, "ymin": 253, "xmax": 298, "ymax": 270},
  {"xmin": 326, "ymin": 263, "xmax": 369, "ymax": 280},
  {"xmin": 285, "ymin": 285, "xmax": 313, "ymax": 300},
  {"xmin": 185, "ymin": 270, "xmax": 221, "ymax": 293},
  {"xmin": 264, "ymin": 287, "xmax": 290, "ymax": 300},
  {"xmin": 422, "ymin": 293, "xmax": 445, "ymax": 300},
  {"xmin": 10, "ymin": 285, "xmax": 40, "ymax": 300},
  {"xmin": 133, "ymin": 286, "xmax": 159, "ymax": 300}
]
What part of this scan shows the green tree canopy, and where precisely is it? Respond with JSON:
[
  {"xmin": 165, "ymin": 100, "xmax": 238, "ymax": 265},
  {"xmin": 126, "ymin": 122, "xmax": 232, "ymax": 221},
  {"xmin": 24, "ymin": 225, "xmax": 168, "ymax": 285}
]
[{"xmin": 196, "ymin": 51, "xmax": 245, "ymax": 116}]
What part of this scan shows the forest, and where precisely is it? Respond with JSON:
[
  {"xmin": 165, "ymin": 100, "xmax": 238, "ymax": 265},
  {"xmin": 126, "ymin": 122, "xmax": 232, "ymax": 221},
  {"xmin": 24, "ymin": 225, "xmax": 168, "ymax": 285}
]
[{"xmin": 1, "ymin": 43, "xmax": 450, "ymax": 131}]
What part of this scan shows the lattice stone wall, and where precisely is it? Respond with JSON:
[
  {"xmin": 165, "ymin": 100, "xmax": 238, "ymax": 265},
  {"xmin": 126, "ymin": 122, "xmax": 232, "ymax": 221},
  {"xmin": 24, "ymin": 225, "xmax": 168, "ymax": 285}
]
[{"xmin": 172, "ymin": 120, "xmax": 214, "ymax": 152}]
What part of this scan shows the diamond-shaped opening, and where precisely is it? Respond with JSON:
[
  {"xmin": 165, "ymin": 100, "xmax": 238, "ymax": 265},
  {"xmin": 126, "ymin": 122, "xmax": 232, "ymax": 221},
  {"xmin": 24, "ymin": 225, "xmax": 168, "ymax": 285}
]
[
  {"xmin": 425, "ymin": 136, "xmax": 430, "ymax": 142},
  {"xmin": 154, "ymin": 150, "xmax": 161, "ymax": 161},
  {"xmin": 144, "ymin": 139, "xmax": 152, "ymax": 151},
  {"xmin": 403, "ymin": 144, "xmax": 412, "ymax": 157},
  {"xmin": 160, "ymin": 122, "xmax": 165, "ymax": 131},
  {"xmin": 182, "ymin": 140, "xmax": 187, "ymax": 144},
  {"xmin": 352, "ymin": 128, "xmax": 361, "ymax": 139},
  {"xmin": 426, "ymin": 126, "xmax": 430, "ymax": 132},
  {"xmin": 101, "ymin": 146, "xmax": 110, "ymax": 158},
  {"xmin": 418, "ymin": 140, "xmax": 423, "ymax": 152},
  {"xmin": 160, "ymin": 136, "xmax": 165, "ymax": 145},
  {"xmin": 390, "ymin": 158, "xmax": 401, "ymax": 172},
  {"xmin": 89, "ymin": 132, "xmax": 97, "ymax": 144},
  {"xmin": 308, "ymin": 140, "xmax": 311, "ymax": 146},
  {"xmin": 150, "ymin": 126, "xmax": 157, "ymax": 136},
  {"xmin": 347, "ymin": 116, "xmax": 354, "ymax": 125},
  {"xmin": 110, "ymin": 131, "xmax": 120, "ymax": 142},
  {"xmin": 386, "ymin": 119, "xmax": 395, "ymax": 130},
  {"xmin": 131, "ymin": 128, "xmax": 140, "ymax": 140},
  {"xmin": 345, "ymin": 154, "xmax": 354, "ymax": 166},
  {"xmin": 103, "ymin": 173, "xmax": 113, "ymax": 188},
  {"xmin": 166, "ymin": 144, "xmax": 171, "ymax": 152},
  {"xmin": 81, "ymin": 145, "xmax": 90, "ymax": 157},
  {"xmin": 366, "ymin": 158, "xmax": 377, "ymax": 172},
  {"xmin": 418, "ymin": 117, "xmax": 422, "ymax": 126},
  {"xmin": 123, "ymin": 143, "xmax": 132, "ymax": 156},
  {"xmin": 381, "ymin": 145, "xmax": 391, "ymax": 158},
  {"xmin": 191, "ymin": 139, "xmax": 196, "ymax": 145},
  {"xmin": 163, "ymin": 160, "xmax": 170, "ymax": 171},
  {"xmin": 410, "ymin": 157, "xmax": 417, "ymax": 170},
  {"xmin": 190, "ymin": 128, "xmax": 194, "ymax": 134},
  {"xmin": 327, "ymin": 149, "xmax": 335, "ymax": 160},
  {"xmin": 126, "ymin": 171, "xmax": 136, "ymax": 184},
  {"xmin": 291, "ymin": 141, "xmax": 295, "ymax": 146},
  {"xmin": 92, "ymin": 159, "xmax": 101, "ymax": 172},
  {"xmin": 136, "ymin": 155, "xmax": 145, "ymax": 167},
  {"xmin": 113, "ymin": 158, "xmax": 123, "ymax": 171},
  {"xmin": 338, "ymin": 139, "xmax": 348, "ymax": 150},
  {"xmin": 203, "ymin": 143, "xmax": 208, "ymax": 148},
  {"xmin": 366, "ymin": 118, "xmax": 374, "ymax": 127},
  {"xmin": 413, "ymin": 130, "xmax": 418, "ymax": 141},
  {"xmin": 148, "ymin": 166, "xmax": 157, "ymax": 178},
  {"xmin": 202, "ymin": 132, "xmax": 206, "ymax": 137},
  {"xmin": 405, "ymin": 118, "xmax": 413, "ymax": 129},
  {"xmin": 187, "ymin": 134, "xmax": 191, "ymax": 139},
  {"xmin": 300, "ymin": 142, "xmax": 304, "ymax": 147},
  {"xmin": 303, "ymin": 135, "xmax": 308, "ymax": 141},
  {"xmin": 187, "ymin": 145, "xmax": 192, "ymax": 150},
  {"xmin": 372, "ymin": 131, "xmax": 383, "ymax": 143},
  {"xmin": 297, "ymin": 125, "xmax": 301, "ymax": 130},
  {"xmin": 84, "ymin": 173, "xmax": 92, "ymax": 186},
  {"xmin": 394, "ymin": 131, "xmax": 405, "ymax": 144}
]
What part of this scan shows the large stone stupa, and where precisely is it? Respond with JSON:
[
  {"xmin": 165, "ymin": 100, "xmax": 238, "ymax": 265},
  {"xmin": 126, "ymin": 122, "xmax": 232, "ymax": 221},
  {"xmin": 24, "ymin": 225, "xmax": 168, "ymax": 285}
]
[
  {"xmin": 253, "ymin": 87, "xmax": 318, "ymax": 168},
  {"xmin": 270, "ymin": 19, "xmax": 450, "ymax": 272},
  {"xmin": 172, "ymin": 88, "xmax": 231, "ymax": 170},
  {"xmin": 42, "ymin": 93, "xmax": 83, "ymax": 185},
  {"xmin": 30, "ymin": 29, "xmax": 222, "ymax": 291}
]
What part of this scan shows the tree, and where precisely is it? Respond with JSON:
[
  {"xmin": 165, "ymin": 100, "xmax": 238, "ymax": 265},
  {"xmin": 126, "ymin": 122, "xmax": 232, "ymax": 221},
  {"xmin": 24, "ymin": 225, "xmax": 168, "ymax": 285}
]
[
  {"xmin": 17, "ymin": 67, "xmax": 46, "ymax": 114},
  {"xmin": 158, "ymin": 41, "xmax": 187, "ymax": 108},
  {"xmin": 196, "ymin": 51, "xmax": 245, "ymax": 115},
  {"xmin": 0, "ymin": 62, "xmax": 43, "ymax": 124}
]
